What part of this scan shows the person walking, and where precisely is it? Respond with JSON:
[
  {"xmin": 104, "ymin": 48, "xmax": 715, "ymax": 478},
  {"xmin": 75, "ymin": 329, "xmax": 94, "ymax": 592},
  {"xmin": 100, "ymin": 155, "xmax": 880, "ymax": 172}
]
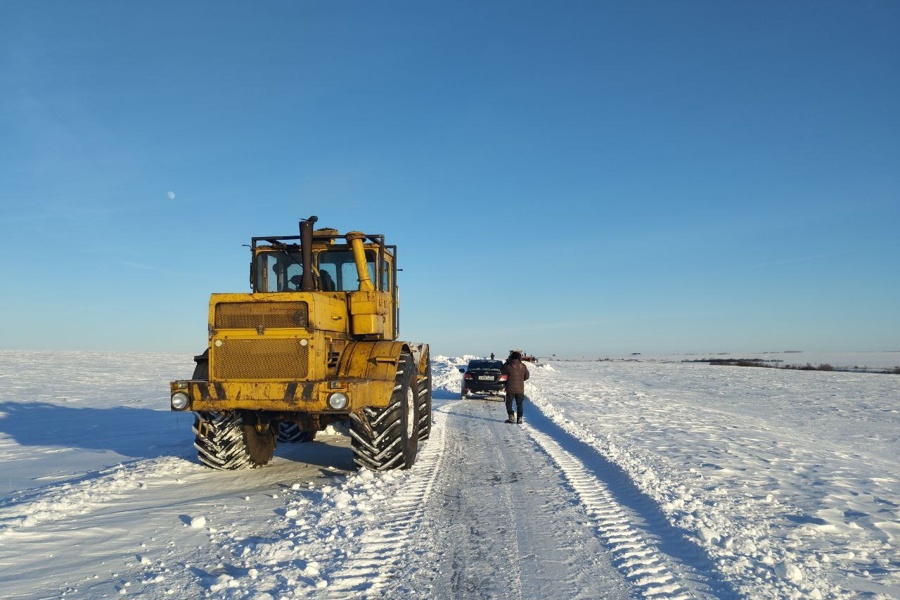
[{"xmin": 501, "ymin": 351, "xmax": 530, "ymax": 424}]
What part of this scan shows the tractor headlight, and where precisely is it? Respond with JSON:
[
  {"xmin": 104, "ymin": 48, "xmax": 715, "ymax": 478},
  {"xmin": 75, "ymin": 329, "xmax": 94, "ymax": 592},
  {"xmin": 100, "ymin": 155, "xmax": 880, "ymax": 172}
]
[
  {"xmin": 327, "ymin": 392, "xmax": 349, "ymax": 410},
  {"xmin": 171, "ymin": 392, "xmax": 190, "ymax": 411}
]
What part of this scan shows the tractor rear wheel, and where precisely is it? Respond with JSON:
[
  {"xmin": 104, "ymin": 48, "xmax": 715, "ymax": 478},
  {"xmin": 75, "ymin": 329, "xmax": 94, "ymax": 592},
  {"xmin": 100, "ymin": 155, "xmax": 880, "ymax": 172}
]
[
  {"xmin": 350, "ymin": 352, "xmax": 420, "ymax": 470},
  {"xmin": 277, "ymin": 422, "xmax": 316, "ymax": 443}
]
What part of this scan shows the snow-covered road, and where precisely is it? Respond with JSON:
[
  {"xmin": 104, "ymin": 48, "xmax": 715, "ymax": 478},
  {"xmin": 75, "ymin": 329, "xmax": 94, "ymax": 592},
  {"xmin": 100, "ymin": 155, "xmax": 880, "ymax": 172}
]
[
  {"xmin": 380, "ymin": 397, "xmax": 729, "ymax": 600},
  {"xmin": 0, "ymin": 351, "xmax": 898, "ymax": 599}
]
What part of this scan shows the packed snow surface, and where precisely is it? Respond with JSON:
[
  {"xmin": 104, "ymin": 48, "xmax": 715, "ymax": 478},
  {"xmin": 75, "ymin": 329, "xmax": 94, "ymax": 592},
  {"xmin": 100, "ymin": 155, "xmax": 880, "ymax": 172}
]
[{"xmin": 0, "ymin": 350, "xmax": 898, "ymax": 599}]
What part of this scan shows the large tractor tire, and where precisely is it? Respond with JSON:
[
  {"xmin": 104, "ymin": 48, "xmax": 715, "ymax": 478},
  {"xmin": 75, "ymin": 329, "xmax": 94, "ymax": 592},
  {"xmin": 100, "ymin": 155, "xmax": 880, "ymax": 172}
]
[
  {"xmin": 277, "ymin": 422, "xmax": 317, "ymax": 443},
  {"xmin": 193, "ymin": 411, "xmax": 254, "ymax": 470},
  {"xmin": 193, "ymin": 412, "xmax": 276, "ymax": 469},
  {"xmin": 349, "ymin": 352, "xmax": 420, "ymax": 471},
  {"xmin": 417, "ymin": 357, "xmax": 433, "ymax": 441}
]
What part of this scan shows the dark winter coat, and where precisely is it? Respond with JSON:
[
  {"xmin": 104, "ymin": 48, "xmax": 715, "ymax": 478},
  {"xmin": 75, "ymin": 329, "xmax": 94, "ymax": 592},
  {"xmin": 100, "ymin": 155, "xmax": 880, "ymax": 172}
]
[{"xmin": 501, "ymin": 359, "xmax": 530, "ymax": 394}]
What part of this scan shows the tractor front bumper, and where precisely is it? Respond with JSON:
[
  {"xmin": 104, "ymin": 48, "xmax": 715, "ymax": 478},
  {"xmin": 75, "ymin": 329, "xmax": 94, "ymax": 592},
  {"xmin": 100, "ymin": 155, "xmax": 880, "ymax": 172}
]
[{"xmin": 169, "ymin": 378, "xmax": 393, "ymax": 413}]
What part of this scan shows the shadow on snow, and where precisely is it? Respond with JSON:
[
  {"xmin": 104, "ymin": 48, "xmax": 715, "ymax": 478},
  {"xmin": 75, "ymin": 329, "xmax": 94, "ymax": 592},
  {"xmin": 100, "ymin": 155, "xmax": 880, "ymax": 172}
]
[
  {"xmin": 0, "ymin": 400, "xmax": 356, "ymax": 471},
  {"xmin": 0, "ymin": 400, "xmax": 191, "ymax": 460}
]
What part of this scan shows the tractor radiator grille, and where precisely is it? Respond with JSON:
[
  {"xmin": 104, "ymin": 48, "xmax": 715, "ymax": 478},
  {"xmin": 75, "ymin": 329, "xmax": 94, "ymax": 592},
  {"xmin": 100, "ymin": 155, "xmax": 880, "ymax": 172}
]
[
  {"xmin": 213, "ymin": 338, "xmax": 309, "ymax": 379},
  {"xmin": 215, "ymin": 302, "xmax": 309, "ymax": 329}
]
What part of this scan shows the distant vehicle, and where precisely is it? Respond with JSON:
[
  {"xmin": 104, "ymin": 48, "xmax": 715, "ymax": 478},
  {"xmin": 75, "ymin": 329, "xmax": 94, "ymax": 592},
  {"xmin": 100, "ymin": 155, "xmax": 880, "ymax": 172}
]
[
  {"xmin": 510, "ymin": 349, "xmax": 538, "ymax": 363},
  {"xmin": 459, "ymin": 359, "xmax": 506, "ymax": 399}
]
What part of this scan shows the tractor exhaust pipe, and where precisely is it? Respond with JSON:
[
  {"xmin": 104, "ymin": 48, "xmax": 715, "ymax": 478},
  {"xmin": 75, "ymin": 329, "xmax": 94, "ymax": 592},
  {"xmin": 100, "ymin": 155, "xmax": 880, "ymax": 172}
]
[
  {"xmin": 346, "ymin": 231, "xmax": 375, "ymax": 292},
  {"xmin": 299, "ymin": 215, "xmax": 318, "ymax": 291}
]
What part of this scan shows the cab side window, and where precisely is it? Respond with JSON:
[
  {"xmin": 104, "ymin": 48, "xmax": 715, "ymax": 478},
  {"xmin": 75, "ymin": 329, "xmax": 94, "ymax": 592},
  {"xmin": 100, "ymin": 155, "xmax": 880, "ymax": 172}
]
[{"xmin": 255, "ymin": 252, "xmax": 303, "ymax": 292}]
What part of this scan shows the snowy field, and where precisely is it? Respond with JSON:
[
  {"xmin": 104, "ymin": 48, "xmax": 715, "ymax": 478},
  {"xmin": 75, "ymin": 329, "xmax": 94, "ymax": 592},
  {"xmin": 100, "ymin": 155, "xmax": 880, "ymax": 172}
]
[{"xmin": 0, "ymin": 350, "xmax": 898, "ymax": 599}]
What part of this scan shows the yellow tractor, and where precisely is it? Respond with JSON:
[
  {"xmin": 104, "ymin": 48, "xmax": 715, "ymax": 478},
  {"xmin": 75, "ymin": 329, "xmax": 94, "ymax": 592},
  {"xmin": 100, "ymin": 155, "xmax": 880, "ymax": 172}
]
[{"xmin": 169, "ymin": 216, "xmax": 431, "ymax": 471}]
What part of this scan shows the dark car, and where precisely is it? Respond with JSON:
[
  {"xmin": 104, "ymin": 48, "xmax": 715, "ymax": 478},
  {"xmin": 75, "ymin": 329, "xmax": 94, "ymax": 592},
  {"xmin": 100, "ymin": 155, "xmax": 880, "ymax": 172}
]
[{"xmin": 459, "ymin": 359, "xmax": 507, "ymax": 399}]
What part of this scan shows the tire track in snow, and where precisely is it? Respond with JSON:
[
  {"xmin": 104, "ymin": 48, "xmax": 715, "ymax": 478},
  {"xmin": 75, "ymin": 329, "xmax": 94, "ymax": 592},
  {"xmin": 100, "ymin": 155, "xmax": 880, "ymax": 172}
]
[
  {"xmin": 320, "ymin": 401, "xmax": 449, "ymax": 598},
  {"xmin": 375, "ymin": 398, "xmax": 629, "ymax": 600},
  {"xmin": 522, "ymin": 410, "xmax": 737, "ymax": 600},
  {"xmin": 438, "ymin": 400, "xmax": 525, "ymax": 600}
]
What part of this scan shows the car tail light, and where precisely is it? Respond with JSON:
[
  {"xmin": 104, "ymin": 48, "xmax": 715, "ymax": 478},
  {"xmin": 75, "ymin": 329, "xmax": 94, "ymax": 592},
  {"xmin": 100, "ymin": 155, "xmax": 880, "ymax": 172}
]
[
  {"xmin": 499, "ymin": 374, "xmax": 508, "ymax": 381},
  {"xmin": 464, "ymin": 373, "xmax": 473, "ymax": 380}
]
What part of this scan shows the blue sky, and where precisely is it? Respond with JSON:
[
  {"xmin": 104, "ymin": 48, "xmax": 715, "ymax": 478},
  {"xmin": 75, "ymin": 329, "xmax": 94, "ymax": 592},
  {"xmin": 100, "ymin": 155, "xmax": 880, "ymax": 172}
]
[{"xmin": 2, "ymin": 1, "xmax": 898, "ymax": 358}]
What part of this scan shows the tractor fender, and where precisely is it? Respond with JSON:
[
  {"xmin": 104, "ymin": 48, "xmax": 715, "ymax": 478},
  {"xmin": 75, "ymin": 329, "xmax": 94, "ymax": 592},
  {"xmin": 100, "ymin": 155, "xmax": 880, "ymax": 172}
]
[
  {"xmin": 337, "ymin": 340, "xmax": 414, "ymax": 411},
  {"xmin": 407, "ymin": 342, "xmax": 430, "ymax": 376},
  {"xmin": 337, "ymin": 340, "xmax": 408, "ymax": 381}
]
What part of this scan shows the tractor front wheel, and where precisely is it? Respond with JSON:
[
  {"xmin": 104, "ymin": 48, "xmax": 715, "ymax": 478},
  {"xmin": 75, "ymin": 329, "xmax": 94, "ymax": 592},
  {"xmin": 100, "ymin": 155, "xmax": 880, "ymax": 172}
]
[
  {"xmin": 193, "ymin": 411, "xmax": 276, "ymax": 469},
  {"xmin": 193, "ymin": 411, "xmax": 253, "ymax": 470},
  {"xmin": 350, "ymin": 352, "xmax": 420, "ymax": 471}
]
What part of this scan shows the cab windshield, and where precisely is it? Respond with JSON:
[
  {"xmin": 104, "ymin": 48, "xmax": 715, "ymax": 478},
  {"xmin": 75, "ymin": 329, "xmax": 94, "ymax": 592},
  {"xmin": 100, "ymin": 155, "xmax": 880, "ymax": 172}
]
[{"xmin": 253, "ymin": 249, "xmax": 386, "ymax": 293}]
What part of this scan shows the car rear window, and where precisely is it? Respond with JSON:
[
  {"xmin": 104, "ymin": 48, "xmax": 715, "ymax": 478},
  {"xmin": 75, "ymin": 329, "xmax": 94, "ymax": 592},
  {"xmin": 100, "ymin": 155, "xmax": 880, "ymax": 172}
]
[{"xmin": 468, "ymin": 360, "xmax": 503, "ymax": 370}]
